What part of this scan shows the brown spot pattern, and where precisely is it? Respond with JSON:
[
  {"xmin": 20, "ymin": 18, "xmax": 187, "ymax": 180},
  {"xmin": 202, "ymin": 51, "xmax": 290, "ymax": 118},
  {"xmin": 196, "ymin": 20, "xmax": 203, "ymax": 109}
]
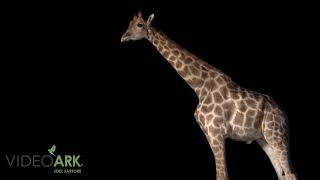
[
  {"xmin": 162, "ymin": 51, "xmax": 169, "ymax": 58},
  {"xmin": 214, "ymin": 106, "xmax": 223, "ymax": 116},
  {"xmin": 201, "ymin": 105, "xmax": 211, "ymax": 114},
  {"xmin": 206, "ymin": 114, "xmax": 213, "ymax": 124},
  {"xmin": 246, "ymin": 99, "xmax": 257, "ymax": 108},
  {"xmin": 153, "ymin": 39, "xmax": 159, "ymax": 45},
  {"xmin": 169, "ymin": 55, "xmax": 176, "ymax": 61},
  {"xmin": 209, "ymin": 71, "xmax": 218, "ymax": 78},
  {"xmin": 254, "ymin": 118, "xmax": 262, "ymax": 129},
  {"xmin": 189, "ymin": 66, "xmax": 200, "ymax": 76},
  {"xmin": 245, "ymin": 116, "xmax": 254, "ymax": 127},
  {"xmin": 240, "ymin": 90, "xmax": 248, "ymax": 98},
  {"xmin": 204, "ymin": 95, "xmax": 212, "ymax": 104},
  {"xmin": 180, "ymin": 52, "xmax": 186, "ymax": 60},
  {"xmin": 213, "ymin": 117, "xmax": 223, "ymax": 127},
  {"xmin": 201, "ymin": 71, "xmax": 208, "ymax": 79},
  {"xmin": 238, "ymin": 101, "xmax": 247, "ymax": 112},
  {"xmin": 176, "ymin": 61, "xmax": 182, "ymax": 69},
  {"xmin": 213, "ymin": 92, "xmax": 223, "ymax": 103},
  {"xmin": 222, "ymin": 101, "xmax": 236, "ymax": 111},
  {"xmin": 247, "ymin": 109, "xmax": 256, "ymax": 117},
  {"xmin": 234, "ymin": 112, "xmax": 244, "ymax": 126},
  {"xmin": 216, "ymin": 76, "xmax": 224, "ymax": 84},
  {"xmin": 185, "ymin": 57, "xmax": 193, "ymax": 64},
  {"xmin": 256, "ymin": 110, "xmax": 264, "ymax": 121},
  {"xmin": 220, "ymin": 86, "xmax": 229, "ymax": 100},
  {"xmin": 189, "ymin": 78, "xmax": 204, "ymax": 88},
  {"xmin": 200, "ymin": 89, "xmax": 208, "ymax": 98},
  {"xmin": 172, "ymin": 50, "xmax": 179, "ymax": 56},
  {"xmin": 204, "ymin": 79, "xmax": 218, "ymax": 91},
  {"xmin": 194, "ymin": 62, "xmax": 200, "ymax": 69},
  {"xmin": 231, "ymin": 92, "xmax": 239, "ymax": 100}
]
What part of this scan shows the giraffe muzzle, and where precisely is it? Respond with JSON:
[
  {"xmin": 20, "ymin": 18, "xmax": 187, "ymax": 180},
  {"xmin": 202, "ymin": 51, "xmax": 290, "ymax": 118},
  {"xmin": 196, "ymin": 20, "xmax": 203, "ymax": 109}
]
[{"xmin": 121, "ymin": 32, "xmax": 130, "ymax": 42}]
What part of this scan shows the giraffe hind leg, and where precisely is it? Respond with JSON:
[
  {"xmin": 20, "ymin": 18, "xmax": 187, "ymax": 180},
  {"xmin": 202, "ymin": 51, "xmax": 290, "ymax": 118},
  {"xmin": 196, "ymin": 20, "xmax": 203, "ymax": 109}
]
[
  {"xmin": 262, "ymin": 114, "xmax": 297, "ymax": 180},
  {"xmin": 256, "ymin": 138, "xmax": 285, "ymax": 180}
]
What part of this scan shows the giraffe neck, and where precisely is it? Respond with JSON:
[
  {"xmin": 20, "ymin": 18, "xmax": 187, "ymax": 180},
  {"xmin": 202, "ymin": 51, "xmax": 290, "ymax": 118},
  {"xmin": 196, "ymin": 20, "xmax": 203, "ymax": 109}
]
[{"xmin": 147, "ymin": 27, "xmax": 225, "ymax": 98}]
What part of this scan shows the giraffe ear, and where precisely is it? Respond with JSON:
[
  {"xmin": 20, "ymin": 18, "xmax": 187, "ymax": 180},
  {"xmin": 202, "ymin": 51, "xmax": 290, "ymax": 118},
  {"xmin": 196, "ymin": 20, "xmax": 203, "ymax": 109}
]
[{"xmin": 147, "ymin": 14, "xmax": 154, "ymax": 26}]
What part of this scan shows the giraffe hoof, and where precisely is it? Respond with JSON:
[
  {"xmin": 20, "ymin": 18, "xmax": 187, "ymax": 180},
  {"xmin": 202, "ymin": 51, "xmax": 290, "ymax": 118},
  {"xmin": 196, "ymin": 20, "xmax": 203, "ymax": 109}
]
[
  {"xmin": 285, "ymin": 173, "xmax": 297, "ymax": 180},
  {"xmin": 216, "ymin": 175, "xmax": 229, "ymax": 180}
]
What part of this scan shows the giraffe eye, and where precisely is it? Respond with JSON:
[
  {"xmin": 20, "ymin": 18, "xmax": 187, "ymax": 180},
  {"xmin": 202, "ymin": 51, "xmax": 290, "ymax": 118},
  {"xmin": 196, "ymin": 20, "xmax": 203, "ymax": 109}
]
[{"xmin": 137, "ymin": 23, "xmax": 143, "ymax": 27}]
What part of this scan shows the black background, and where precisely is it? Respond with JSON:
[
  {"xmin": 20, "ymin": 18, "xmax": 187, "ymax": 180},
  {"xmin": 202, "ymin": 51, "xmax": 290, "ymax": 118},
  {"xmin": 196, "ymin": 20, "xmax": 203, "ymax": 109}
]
[{"xmin": 1, "ymin": 1, "xmax": 318, "ymax": 179}]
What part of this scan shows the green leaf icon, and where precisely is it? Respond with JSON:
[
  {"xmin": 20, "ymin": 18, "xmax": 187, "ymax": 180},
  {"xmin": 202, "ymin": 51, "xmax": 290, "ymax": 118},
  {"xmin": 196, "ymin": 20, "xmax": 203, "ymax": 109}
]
[{"xmin": 48, "ymin": 144, "xmax": 56, "ymax": 156}]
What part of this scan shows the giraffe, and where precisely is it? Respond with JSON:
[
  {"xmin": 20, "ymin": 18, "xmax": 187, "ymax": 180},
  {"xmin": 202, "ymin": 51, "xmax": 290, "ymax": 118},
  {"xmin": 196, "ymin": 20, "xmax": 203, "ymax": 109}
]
[{"xmin": 121, "ymin": 11, "xmax": 297, "ymax": 180}]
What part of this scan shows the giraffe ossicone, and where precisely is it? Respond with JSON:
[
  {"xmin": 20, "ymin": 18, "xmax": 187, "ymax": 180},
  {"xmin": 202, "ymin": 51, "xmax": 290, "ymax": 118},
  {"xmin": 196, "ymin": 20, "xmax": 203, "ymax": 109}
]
[{"xmin": 121, "ymin": 11, "xmax": 298, "ymax": 180}]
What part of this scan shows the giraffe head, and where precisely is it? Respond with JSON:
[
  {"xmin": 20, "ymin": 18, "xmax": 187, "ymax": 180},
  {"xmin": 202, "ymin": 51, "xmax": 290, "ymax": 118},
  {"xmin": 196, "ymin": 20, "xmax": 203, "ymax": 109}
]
[{"xmin": 121, "ymin": 11, "xmax": 154, "ymax": 42}]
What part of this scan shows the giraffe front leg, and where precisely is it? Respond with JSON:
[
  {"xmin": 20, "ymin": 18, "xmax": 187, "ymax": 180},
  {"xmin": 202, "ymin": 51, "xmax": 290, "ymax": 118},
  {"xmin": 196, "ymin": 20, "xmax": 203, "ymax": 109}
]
[
  {"xmin": 194, "ymin": 106, "xmax": 229, "ymax": 180},
  {"xmin": 209, "ymin": 134, "xmax": 229, "ymax": 180}
]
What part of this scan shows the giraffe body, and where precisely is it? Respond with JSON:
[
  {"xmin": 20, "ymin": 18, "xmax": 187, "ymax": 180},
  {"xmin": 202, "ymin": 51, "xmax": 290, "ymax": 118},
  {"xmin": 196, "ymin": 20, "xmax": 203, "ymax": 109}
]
[{"xmin": 121, "ymin": 12, "xmax": 297, "ymax": 180}]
